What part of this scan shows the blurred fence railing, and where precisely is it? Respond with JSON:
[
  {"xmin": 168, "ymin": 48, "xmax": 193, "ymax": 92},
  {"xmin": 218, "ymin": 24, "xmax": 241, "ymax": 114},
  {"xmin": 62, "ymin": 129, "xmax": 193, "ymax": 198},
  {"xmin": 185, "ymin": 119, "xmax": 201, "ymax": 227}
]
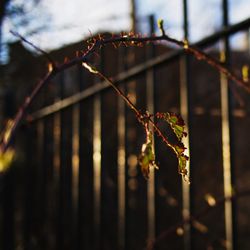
[{"xmin": 1, "ymin": 3, "xmax": 250, "ymax": 250}]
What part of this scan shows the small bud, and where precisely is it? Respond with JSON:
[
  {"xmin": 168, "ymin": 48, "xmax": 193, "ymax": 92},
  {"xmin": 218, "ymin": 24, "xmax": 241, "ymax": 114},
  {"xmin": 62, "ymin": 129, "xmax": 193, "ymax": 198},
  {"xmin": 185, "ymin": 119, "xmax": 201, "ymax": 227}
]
[
  {"xmin": 157, "ymin": 19, "xmax": 165, "ymax": 36},
  {"xmin": 157, "ymin": 19, "xmax": 164, "ymax": 29}
]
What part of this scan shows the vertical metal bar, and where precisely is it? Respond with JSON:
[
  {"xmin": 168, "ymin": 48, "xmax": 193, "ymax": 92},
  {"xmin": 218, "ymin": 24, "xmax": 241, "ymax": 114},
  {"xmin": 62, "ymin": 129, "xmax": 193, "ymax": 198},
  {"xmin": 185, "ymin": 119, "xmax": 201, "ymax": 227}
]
[
  {"xmin": 72, "ymin": 67, "xmax": 85, "ymax": 250},
  {"xmin": 23, "ymin": 124, "xmax": 37, "ymax": 250},
  {"xmin": 72, "ymin": 104, "xmax": 79, "ymax": 236},
  {"xmin": 221, "ymin": 1, "xmax": 235, "ymax": 249},
  {"xmin": 53, "ymin": 110, "xmax": 61, "ymax": 250},
  {"xmin": 146, "ymin": 14, "xmax": 156, "ymax": 242},
  {"xmin": 37, "ymin": 119, "xmax": 44, "ymax": 184},
  {"xmin": 117, "ymin": 48, "xmax": 126, "ymax": 250},
  {"xmin": 77, "ymin": 66, "xmax": 94, "ymax": 249},
  {"xmin": 56, "ymin": 73, "xmax": 64, "ymax": 250},
  {"xmin": 36, "ymin": 119, "xmax": 44, "ymax": 245},
  {"xmin": 2, "ymin": 168, "xmax": 14, "ymax": 250},
  {"xmin": 53, "ymin": 77, "xmax": 62, "ymax": 184},
  {"xmin": 180, "ymin": 58, "xmax": 191, "ymax": 249},
  {"xmin": 248, "ymin": 28, "xmax": 250, "ymax": 53},
  {"xmin": 93, "ymin": 93, "xmax": 101, "ymax": 250},
  {"xmin": 53, "ymin": 113, "xmax": 61, "ymax": 182},
  {"xmin": 181, "ymin": 0, "xmax": 191, "ymax": 249},
  {"xmin": 220, "ymin": 60, "xmax": 233, "ymax": 250},
  {"xmin": 117, "ymin": 89, "xmax": 126, "ymax": 249},
  {"xmin": 72, "ymin": 104, "xmax": 79, "ymax": 210},
  {"xmin": 42, "ymin": 118, "xmax": 52, "ymax": 249}
]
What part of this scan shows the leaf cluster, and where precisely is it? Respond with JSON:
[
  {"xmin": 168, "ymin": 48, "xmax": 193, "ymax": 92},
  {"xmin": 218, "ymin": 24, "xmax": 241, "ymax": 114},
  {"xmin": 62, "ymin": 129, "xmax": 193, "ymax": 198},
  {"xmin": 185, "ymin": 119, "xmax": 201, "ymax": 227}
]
[
  {"xmin": 156, "ymin": 112, "xmax": 189, "ymax": 182},
  {"xmin": 137, "ymin": 111, "xmax": 189, "ymax": 182}
]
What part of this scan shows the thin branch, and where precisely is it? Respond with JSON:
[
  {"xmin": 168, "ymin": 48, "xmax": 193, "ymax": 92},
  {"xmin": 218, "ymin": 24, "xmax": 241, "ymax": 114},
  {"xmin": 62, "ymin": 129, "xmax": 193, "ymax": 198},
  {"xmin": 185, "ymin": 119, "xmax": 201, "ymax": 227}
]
[
  {"xmin": 82, "ymin": 62, "xmax": 141, "ymax": 118},
  {"xmin": 101, "ymin": 34, "xmax": 250, "ymax": 94},
  {"xmin": 10, "ymin": 30, "xmax": 57, "ymax": 68},
  {"xmin": 0, "ymin": 71, "xmax": 55, "ymax": 152},
  {"xmin": 82, "ymin": 62, "xmax": 175, "ymax": 149},
  {"xmin": 0, "ymin": 40, "xmax": 97, "ymax": 153}
]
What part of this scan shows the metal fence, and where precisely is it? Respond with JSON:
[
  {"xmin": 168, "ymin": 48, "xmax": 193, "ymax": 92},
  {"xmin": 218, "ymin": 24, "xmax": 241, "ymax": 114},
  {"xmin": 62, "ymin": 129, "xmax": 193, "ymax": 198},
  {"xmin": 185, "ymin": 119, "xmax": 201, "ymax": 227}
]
[{"xmin": 1, "ymin": 1, "xmax": 250, "ymax": 249}]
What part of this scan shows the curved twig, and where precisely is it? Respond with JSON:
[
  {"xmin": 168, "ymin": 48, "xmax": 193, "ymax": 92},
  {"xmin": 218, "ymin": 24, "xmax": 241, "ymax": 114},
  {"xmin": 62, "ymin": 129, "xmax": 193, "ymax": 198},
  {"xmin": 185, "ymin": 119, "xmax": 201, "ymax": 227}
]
[{"xmin": 1, "ymin": 29, "xmax": 249, "ymax": 155}]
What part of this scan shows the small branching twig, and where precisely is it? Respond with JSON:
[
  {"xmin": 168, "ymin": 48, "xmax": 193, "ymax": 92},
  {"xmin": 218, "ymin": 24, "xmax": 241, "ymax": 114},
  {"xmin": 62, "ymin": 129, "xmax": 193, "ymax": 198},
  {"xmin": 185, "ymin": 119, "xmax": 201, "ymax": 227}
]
[{"xmin": 10, "ymin": 30, "xmax": 57, "ymax": 68}]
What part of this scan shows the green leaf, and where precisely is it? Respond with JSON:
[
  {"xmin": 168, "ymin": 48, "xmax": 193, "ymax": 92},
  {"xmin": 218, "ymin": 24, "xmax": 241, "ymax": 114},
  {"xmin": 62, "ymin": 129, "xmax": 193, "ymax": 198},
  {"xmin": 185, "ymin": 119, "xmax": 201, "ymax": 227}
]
[
  {"xmin": 178, "ymin": 154, "xmax": 188, "ymax": 175},
  {"xmin": 173, "ymin": 143, "xmax": 186, "ymax": 155},
  {"xmin": 138, "ymin": 131, "xmax": 158, "ymax": 179},
  {"xmin": 0, "ymin": 149, "xmax": 15, "ymax": 173},
  {"xmin": 156, "ymin": 112, "xmax": 189, "ymax": 182},
  {"xmin": 177, "ymin": 153, "xmax": 190, "ymax": 183},
  {"xmin": 173, "ymin": 144, "xmax": 189, "ymax": 182},
  {"xmin": 164, "ymin": 112, "xmax": 187, "ymax": 140}
]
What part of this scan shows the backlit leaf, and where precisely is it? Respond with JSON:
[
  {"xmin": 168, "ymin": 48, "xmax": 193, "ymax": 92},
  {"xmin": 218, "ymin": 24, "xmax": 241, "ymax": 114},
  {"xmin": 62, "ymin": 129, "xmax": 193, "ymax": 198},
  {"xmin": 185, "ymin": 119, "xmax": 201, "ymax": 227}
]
[
  {"xmin": 156, "ymin": 112, "xmax": 189, "ymax": 182},
  {"xmin": 178, "ymin": 154, "xmax": 188, "ymax": 175},
  {"xmin": 0, "ymin": 149, "xmax": 15, "ymax": 173},
  {"xmin": 138, "ymin": 130, "xmax": 158, "ymax": 179},
  {"xmin": 173, "ymin": 143, "xmax": 186, "ymax": 155},
  {"xmin": 173, "ymin": 144, "xmax": 189, "ymax": 182},
  {"xmin": 164, "ymin": 112, "xmax": 187, "ymax": 140}
]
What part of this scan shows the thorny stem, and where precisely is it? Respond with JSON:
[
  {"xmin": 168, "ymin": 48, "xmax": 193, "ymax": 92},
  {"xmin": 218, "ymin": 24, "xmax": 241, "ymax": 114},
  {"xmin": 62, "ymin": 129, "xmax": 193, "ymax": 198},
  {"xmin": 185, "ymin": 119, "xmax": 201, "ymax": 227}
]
[
  {"xmin": 101, "ymin": 34, "xmax": 250, "ymax": 93},
  {"xmin": 82, "ymin": 63, "xmax": 175, "ymax": 150},
  {"xmin": 92, "ymin": 68, "xmax": 175, "ymax": 150},
  {"xmin": 1, "ymin": 29, "xmax": 250, "ymax": 154}
]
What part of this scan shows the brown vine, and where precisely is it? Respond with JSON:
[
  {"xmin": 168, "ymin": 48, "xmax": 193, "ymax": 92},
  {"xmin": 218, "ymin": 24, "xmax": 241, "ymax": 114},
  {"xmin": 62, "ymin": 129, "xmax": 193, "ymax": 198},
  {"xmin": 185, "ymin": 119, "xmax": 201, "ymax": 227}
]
[{"xmin": 0, "ymin": 20, "xmax": 249, "ymax": 179}]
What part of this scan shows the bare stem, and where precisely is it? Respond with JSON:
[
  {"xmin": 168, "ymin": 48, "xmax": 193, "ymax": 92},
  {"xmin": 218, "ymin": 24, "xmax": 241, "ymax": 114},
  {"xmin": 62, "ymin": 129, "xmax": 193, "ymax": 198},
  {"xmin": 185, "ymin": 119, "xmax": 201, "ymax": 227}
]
[
  {"xmin": 108, "ymin": 34, "xmax": 250, "ymax": 93},
  {"xmin": 82, "ymin": 62, "xmax": 175, "ymax": 151},
  {"xmin": 96, "ymin": 69, "xmax": 175, "ymax": 152},
  {"xmin": 10, "ymin": 30, "xmax": 57, "ymax": 67}
]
